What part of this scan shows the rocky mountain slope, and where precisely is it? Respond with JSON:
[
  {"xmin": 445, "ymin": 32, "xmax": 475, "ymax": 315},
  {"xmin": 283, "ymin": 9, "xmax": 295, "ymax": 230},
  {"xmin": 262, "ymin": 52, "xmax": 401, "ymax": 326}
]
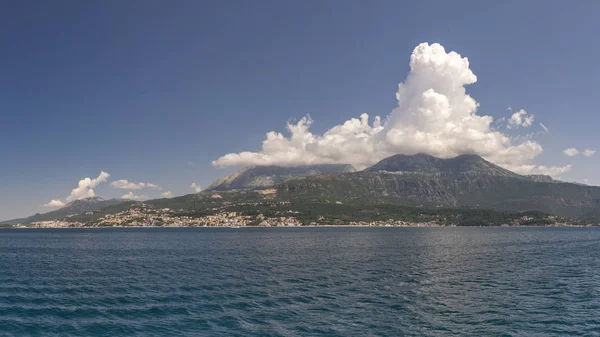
[
  {"xmin": 276, "ymin": 154, "xmax": 600, "ymax": 220},
  {"xmin": 526, "ymin": 175, "xmax": 558, "ymax": 183},
  {"xmin": 207, "ymin": 164, "xmax": 355, "ymax": 191}
]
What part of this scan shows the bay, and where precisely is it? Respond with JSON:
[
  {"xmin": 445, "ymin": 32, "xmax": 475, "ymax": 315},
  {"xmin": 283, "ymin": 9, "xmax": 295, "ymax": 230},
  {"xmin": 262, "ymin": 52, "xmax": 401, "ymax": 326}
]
[{"xmin": 0, "ymin": 227, "xmax": 599, "ymax": 336}]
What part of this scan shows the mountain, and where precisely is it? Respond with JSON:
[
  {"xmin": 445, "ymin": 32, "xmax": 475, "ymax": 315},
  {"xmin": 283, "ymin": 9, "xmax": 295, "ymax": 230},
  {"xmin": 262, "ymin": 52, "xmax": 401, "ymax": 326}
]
[
  {"xmin": 59, "ymin": 197, "xmax": 125, "ymax": 215},
  {"xmin": 207, "ymin": 164, "xmax": 355, "ymax": 191},
  {"xmin": 0, "ymin": 197, "xmax": 126, "ymax": 225},
  {"xmin": 364, "ymin": 153, "xmax": 521, "ymax": 177},
  {"xmin": 28, "ymin": 154, "xmax": 600, "ymax": 225},
  {"xmin": 276, "ymin": 154, "xmax": 600, "ymax": 220}
]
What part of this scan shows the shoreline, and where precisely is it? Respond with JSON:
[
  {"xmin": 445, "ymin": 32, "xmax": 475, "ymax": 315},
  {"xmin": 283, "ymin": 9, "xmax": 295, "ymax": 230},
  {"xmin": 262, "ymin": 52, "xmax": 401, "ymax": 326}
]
[{"xmin": 3, "ymin": 224, "xmax": 598, "ymax": 229}]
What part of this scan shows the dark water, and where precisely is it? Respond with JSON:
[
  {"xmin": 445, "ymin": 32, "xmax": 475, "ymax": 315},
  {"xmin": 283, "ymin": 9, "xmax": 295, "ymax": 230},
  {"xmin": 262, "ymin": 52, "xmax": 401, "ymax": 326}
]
[{"xmin": 1, "ymin": 227, "xmax": 599, "ymax": 336}]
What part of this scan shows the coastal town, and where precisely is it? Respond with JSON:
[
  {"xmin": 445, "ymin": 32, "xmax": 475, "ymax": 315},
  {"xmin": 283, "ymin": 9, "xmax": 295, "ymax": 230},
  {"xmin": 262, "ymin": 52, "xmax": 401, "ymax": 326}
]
[
  {"xmin": 13, "ymin": 205, "xmax": 580, "ymax": 229},
  {"xmin": 20, "ymin": 209, "xmax": 437, "ymax": 228}
]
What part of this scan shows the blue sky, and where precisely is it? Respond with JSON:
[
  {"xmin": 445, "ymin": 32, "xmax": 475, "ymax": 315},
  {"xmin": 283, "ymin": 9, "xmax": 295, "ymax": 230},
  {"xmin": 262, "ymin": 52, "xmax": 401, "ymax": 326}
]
[{"xmin": 1, "ymin": 0, "xmax": 599, "ymax": 220}]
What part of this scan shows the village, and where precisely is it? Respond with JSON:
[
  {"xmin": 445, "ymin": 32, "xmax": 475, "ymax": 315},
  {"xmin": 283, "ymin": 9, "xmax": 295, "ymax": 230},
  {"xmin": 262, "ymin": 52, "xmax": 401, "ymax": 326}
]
[
  {"xmin": 19, "ymin": 205, "xmax": 449, "ymax": 228},
  {"xmin": 16, "ymin": 207, "xmax": 576, "ymax": 229}
]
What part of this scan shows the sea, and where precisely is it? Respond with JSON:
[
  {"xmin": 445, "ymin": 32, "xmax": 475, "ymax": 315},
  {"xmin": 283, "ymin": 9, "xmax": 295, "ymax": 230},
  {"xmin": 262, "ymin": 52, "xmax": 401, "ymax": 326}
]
[{"xmin": 0, "ymin": 227, "xmax": 599, "ymax": 336}]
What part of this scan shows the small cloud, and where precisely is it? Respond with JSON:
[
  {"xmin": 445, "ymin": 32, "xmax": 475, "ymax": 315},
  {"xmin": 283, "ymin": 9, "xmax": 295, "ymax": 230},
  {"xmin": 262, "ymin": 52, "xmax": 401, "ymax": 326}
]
[
  {"xmin": 540, "ymin": 122, "xmax": 549, "ymax": 133},
  {"xmin": 120, "ymin": 192, "xmax": 148, "ymax": 200},
  {"xmin": 562, "ymin": 148, "xmax": 594, "ymax": 157},
  {"xmin": 493, "ymin": 116, "xmax": 506, "ymax": 128},
  {"xmin": 508, "ymin": 109, "xmax": 534, "ymax": 129},
  {"xmin": 537, "ymin": 164, "xmax": 572, "ymax": 177},
  {"xmin": 161, "ymin": 191, "xmax": 173, "ymax": 198},
  {"xmin": 111, "ymin": 180, "xmax": 142, "ymax": 190},
  {"xmin": 110, "ymin": 180, "xmax": 161, "ymax": 190},
  {"xmin": 563, "ymin": 148, "xmax": 579, "ymax": 157},
  {"xmin": 43, "ymin": 199, "xmax": 66, "ymax": 208},
  {"xmin": 190, "ymin": 183, "xmax": 202, "ymax": 193},
  {"xmin": 582, "ymin": 149, "xmax": 596, "ymax": 157},
  {"xmin": 507, "ymin": 106, "xmax": 512, "ymax": 111}
]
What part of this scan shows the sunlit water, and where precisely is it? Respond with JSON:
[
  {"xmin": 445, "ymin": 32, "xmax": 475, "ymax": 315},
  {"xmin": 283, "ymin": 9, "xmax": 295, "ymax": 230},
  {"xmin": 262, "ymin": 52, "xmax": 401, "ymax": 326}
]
[{"xmin": 0, "ymin": 227, "xmax": 599, "ymax": 336}]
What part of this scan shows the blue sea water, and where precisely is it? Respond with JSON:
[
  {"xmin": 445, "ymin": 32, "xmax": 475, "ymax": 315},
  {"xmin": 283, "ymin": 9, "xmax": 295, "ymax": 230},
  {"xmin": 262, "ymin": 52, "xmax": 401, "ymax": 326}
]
[{"xmin": 0, "ymin": 227, "xmax": 599, "ymax": 336}]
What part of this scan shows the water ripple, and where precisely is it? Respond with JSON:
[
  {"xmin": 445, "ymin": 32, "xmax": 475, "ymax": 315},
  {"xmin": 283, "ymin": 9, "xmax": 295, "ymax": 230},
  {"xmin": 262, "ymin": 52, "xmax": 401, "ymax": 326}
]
[{"xmin": 1, "ymin": 227, "xmax": 600, "ymax": 336}]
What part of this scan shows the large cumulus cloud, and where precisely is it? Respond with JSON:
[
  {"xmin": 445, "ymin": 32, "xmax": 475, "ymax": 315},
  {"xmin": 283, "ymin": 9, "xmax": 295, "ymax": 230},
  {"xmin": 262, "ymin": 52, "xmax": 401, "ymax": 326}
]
[
  {"xmin": 43, "ymin": 171, "xmax": 110, "ymax": 208},
  {"xmin": 66, "ymin": 171, "xmax": 110, "ymax": 202},
  {"xmin": 213, "ymin": 43, "xmax": 569, "ymax": 176}
]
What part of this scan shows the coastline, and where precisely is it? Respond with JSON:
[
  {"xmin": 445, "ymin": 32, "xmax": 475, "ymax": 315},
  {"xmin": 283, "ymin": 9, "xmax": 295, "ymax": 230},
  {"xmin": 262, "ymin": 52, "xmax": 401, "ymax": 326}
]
[{"xmin": 4, "ymin": 223, "xmax": 598, "ymax": 229}]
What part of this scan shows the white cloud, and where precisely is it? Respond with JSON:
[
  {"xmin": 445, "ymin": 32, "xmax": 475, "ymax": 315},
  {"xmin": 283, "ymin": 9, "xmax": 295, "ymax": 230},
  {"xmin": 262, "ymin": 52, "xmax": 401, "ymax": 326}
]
[
  {"xmin": 44, "ymin": 171, "xmax": 111, "ymax": 207},
  {"xmin": 213, "ymin": 43, "xmax": 567, "ymax": 176},
  {"xmin": 110, "ymin": 180, "xmax": 142, "ymax": 189},
  {"xmin": 161, "ymin": 191, "xmax": 174, "ymax": 198},
  {"xmin": 120, "ymin": 192, "xmax": 148, "ymax": 200},
  {"xmin": 562, "ymin": 148, "xmax": 595, "ymax": 158},
  {"xmin": 190, "ymin": 183, "xmax": 202, "ymax": 193},
  {"xmin": 582, "ymin": 149, "xmax": 596, "ymax": 157},
  {"xmin": 563, "ymin": 148, "xmax": 579, "ymax": 157},
  {"xmin": 110, "ymin": 180, "xmax": 161, "ymax": 190},
  {"xmin": 66, "ymin": 171, "xmax": 110, "ymax": 202},
  {"xmin": 511, "ymin": 164, "xmax": 572, "ymax": 177},
  {"xmin": 540, "ymin": 123, "xmax": 548, "ymax": 133},
  {"xmin": 507, "ymin": 109, "xmax": 535, "ymax": 129},
  {"xmin": 43, "ymin": 199, "xmax": 66, "ymax": 208}
]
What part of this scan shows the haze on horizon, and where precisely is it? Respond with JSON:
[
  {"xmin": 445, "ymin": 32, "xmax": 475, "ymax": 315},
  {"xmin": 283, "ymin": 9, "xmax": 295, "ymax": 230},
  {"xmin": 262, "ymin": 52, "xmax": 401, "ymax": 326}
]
[{"xmin": 1, "ymin": 0, "xmax": 599, "ymax": 220}]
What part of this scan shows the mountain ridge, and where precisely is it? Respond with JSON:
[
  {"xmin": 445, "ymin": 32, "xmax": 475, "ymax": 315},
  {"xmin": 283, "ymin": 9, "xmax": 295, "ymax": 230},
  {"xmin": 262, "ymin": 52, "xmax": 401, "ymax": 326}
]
[
  {"xmin": 365, "ymin": 153, "xmax": 522, "ymax": 178},
  {"xmin": 167, "ymin": 154, "xmax": 600, "ymax": 220},
  {"xmin": 275, "ymin": 154, "xmax": 600, "ymax": 219},
  {"xmin": 0, "ymin": 197, "xmax": 127, "ymax": 225},
  {"xmin": 5, "ymin": 153, "xmax": 600, "ymax": 224}
]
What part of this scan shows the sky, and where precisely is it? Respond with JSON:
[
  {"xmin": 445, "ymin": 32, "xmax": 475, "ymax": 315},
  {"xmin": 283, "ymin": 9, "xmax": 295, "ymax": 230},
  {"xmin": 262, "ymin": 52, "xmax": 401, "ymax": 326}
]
[{"xmin": 1, "ymin": 0, "xmax": 599, "ymax": 220}]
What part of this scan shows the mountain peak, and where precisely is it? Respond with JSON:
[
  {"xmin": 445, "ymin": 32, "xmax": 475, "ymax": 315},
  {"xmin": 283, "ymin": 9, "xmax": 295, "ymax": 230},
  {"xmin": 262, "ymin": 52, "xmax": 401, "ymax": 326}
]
[
  {"xmin": 63, "ymin": 196, "xmax": 105, "ymax": 208},
  {"xmin": 364, "ymin": 153, "xmax": 441, "ymax": 173},
  {"xmin": 365, "ymin": 153, "xmax": 518, "ymax": 177},
  {"xmin": 453, "ymin": 153, "xmax": 485, "ymax": 161}
]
